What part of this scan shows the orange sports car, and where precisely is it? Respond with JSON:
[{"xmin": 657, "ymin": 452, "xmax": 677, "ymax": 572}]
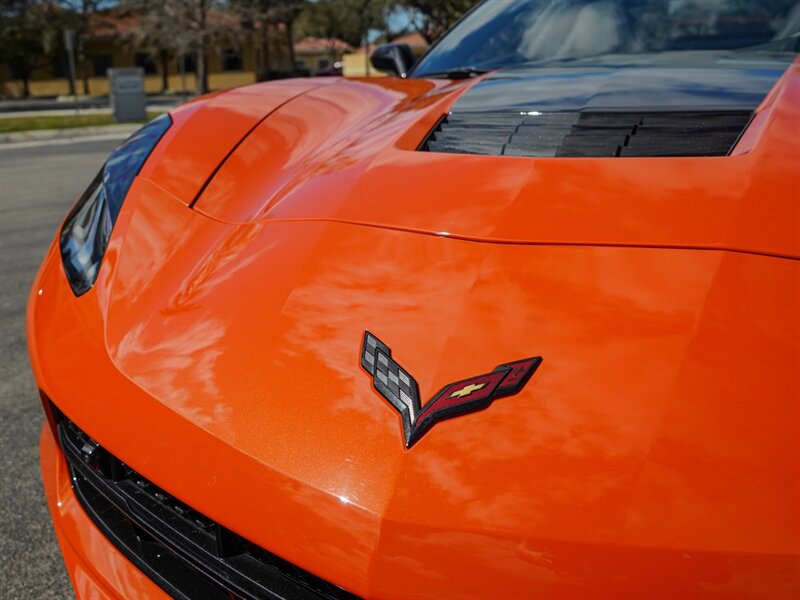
[{"xmin": 28, "ymin": 1, "xmax": 800, "ymax": 598}]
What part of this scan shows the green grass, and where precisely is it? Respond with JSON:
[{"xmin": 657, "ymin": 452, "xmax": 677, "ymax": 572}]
[{"xmin": 0, "ymin": 111, "xmax": 165, "ymax": 133}]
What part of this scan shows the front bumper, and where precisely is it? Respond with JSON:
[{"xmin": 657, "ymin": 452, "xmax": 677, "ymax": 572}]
[
  {"xmin": 43, "ymin": 405, "xmax": 356, "ymax": 600},
  {"xmin": 40, "ymin": 421, "xmax": 170, "ymax": 600}
]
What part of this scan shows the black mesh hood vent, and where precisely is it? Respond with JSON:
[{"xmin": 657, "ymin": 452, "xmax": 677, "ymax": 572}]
[{"xmin": 420, "ymin": 110, "xmax": 752, "ymax": 158}]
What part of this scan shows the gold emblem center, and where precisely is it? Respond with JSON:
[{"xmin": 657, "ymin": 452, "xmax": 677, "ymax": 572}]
[{"xmin": 449, "ymin": 383, "xmax": 487, "ymax": 399}]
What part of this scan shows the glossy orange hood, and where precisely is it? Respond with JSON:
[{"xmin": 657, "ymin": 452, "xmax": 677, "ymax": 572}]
[
  {"xmin": 92, "ymin": 169, "xmax": 799, "ymax": 597},
  {"xmin": 77, "ymin": 62, "xmax": 800, "ymax": 597},
  {"xmin": 184, "ymin": 63, "xmax": 800, "ymax": 261},
  {"xmin": 141, "ymin": 78, "xmax": 337, "ymax": 204}
]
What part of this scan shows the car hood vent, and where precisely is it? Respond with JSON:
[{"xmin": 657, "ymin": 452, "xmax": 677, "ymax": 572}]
[{"xmin": 420, "ymin": 110, "xmax": 752, "ymax": 158}]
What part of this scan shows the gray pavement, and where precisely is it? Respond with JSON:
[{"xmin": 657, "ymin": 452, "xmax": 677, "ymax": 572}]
[
  {"xmin": 0, "ymin": 138, "xmax": 120, "ymax": 599},
  {"xmin": 0, "ymin": 105, "xmax": 175, "ymax": 120},
  {"xmin": 0, "ymin": 94, "xmax": 186, "ymax": 114},
  {"xmin": 1, "ymin": 125, "xmax": 139, "ymax": 147}
]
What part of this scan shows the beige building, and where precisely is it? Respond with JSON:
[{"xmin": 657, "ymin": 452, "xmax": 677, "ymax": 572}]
[{"xmin": 294, "ymin": 37, "xmax": 353, "ymax": 75}]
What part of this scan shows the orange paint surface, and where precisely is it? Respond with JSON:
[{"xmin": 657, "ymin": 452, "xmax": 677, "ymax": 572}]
[{"xmin": 29, "ymin": 60, "xmax": 800, "ymax": 598}]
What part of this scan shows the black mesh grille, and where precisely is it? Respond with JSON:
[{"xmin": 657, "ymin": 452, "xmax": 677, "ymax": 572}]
[
  {"xmin": 420, "ymin": 110, "xmax": 752, "ymax": 158},
  {"xmin": 54, "ymin": 409, "xmax": 359, "ymax": 600}
]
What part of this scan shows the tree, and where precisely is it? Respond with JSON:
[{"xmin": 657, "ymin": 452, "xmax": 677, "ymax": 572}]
[
  {"xmin": 356, "ymin": 0, "xmax": 391, "ymax": 76},
  {"xmin": 297, "ymin": 0, "xmax": 388, "ymax": 76},
  {"xmin": 58, "ymin": 0, "xmax": 115, "ymax": 95},
  {"xmin": 275, "ymin": 0, "xmax": 305, "ymax": 75},
  {"xmin": 232, "ymin": 0, "xmax": 309, "ymax": 80},
  {"xmin": 297, "ymin": 0, "xmax": 371, "ymax": 48},
  {"xmin": 134, "ymin": 0, "xmax": 234, "ymax": 94},
  {"xmin": 230, "ymin": 0, "xmax": 278, "ymax": 80},
  {"xmin": 404, "ymin": 0, "xmax": 477, "ymax": 44},
  {"xmin": 194, "ymin": 0, "xmax": 211, "ymax": 93},
  {"xmin": 0, "ymin": 0, "xmax": 60, "ymax": 97},
  {"xmin": 131, "ymin": 0, "xmax": 189, "ymax": 93}
]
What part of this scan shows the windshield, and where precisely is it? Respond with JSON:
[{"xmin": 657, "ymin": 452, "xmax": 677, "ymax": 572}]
[{"xmin": 412, "ymin": 0, "xmax": 800, "ymax": 77}]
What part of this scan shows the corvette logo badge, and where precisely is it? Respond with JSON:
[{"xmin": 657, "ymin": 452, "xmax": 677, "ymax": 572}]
[{"xmin": 360, "ymin": 331, "xmax": 542, "ymax": 448}]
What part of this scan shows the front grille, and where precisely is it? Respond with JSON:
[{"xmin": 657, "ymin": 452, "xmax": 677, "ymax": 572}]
[
  {"xmin": 420, "ymin": 110, "xmax": 752, "ymax": 157},
  {"xmin": 54, "ymin": 410, "xmax": 359, "ymax": 600}
]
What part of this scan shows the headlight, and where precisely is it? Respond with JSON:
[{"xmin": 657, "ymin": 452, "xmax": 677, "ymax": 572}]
[{"xmin": 60, "ymin": 113, "xmax": 171, "ymax": 296}]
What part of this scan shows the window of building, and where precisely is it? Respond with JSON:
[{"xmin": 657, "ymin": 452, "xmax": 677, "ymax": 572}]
[
  {"xmin": 317, "ymin": 58, "xmax": 331, "ymax": 70},
  {"xmin": 222, "ymin": 48, "xmax": 243, "ymax": 72},
  {"xmin": 135, "ymin": 52, "xmax": 157, "ymax": 75},
  {"xmin": 92, "ymin": 54, "xmax": 113, "ymax": 77}
]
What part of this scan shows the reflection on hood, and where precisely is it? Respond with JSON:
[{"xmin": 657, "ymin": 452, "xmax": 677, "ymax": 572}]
[{"xmin": 521, "ymin": 0, "xmax": 641, "ymax": 61}]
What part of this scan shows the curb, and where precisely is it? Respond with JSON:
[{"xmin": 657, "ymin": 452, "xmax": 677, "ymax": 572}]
[{"xmin": 0, "ymin": 124, "xmax": 139, "ymax": 145}]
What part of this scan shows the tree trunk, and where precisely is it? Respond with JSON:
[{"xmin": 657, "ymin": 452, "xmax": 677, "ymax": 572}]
[
  {"xmin": 80, "ymin": 0, "xmax": 91, "ymax": 95},
  {"xmin": 22, "ymin": 76, "xmax": 30, "ymax": 98},
  {"xmin": 203, "ymin": 50, "xmax": 209, "ymax": 92},
  {"xmin": 260, "ymin": 19, "xmax": 270, "ymax": 81},
  {"xmin": 78, "ymin": 36, "xmax": 90, "ymax": 95},
  {"xmin": 196, "ymin": 0, "xmax": 209, "ymax": 94},
  {"xmin": 160, "ymin": 49, "xmax": 169, "ymax": 92},
  {"xmin": 361, "ymin": 0, "xmax": 371, "ymax": 76},
  {"xmin": 364, "ymin": 37, "xmax": 370, "ymax": 76},
  {"xmin": 196, "ymin": 48, "xmax": 208, "ymax": 94},
  {"xmin": 285, "ymin": 18, "xmax": 296, "ymax": 75},
  {"xmin": 179, "ymin": 54, "xmax": 187, "ymax": 98},
  {"xmin": 66, "ymin": 56, "xmax": 76, "ymax": 96}
]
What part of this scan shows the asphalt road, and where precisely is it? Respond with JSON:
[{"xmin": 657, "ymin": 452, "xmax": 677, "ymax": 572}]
[
  {"xmin": 0, "ymin": 94, "xmax": 184, "ymax": 113},
  {"xmin": 0, "ymin": 138, "xmax": 121, "ymax": 599}
]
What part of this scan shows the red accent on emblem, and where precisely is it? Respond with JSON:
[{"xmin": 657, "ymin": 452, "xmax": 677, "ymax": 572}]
[
  {"xmin": 497, "ymin": 358, "xmax": 538, "ymax": 392},
  {"xmin": 417, "ymin": 371, "xmax": 506, "ymax": 422}
]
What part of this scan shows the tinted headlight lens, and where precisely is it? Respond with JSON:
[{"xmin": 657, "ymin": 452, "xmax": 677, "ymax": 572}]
[{"xmin": 60, "ymin": 113, "xmax": 171, "ymax": 296}]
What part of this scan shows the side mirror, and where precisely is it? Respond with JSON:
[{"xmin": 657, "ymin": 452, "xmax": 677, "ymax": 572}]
[{"xmin": 370, "ymin": 44, "xmax": 415, "ymax": 77}]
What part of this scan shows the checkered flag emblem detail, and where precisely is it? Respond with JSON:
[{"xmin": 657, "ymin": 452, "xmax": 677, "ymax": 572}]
[
  {"xmin": 360, "ymin": 331, "xmax": 542, "ymax": 448},
  {"xmin": 361, "ymin": 332, "xmax": 421, "ymax": 427}
]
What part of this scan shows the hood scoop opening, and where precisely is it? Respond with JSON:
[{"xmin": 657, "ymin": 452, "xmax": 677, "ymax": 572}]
[{"xmin": 420, "ymin": 110, "xmax": 752, "ymax": 158}]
